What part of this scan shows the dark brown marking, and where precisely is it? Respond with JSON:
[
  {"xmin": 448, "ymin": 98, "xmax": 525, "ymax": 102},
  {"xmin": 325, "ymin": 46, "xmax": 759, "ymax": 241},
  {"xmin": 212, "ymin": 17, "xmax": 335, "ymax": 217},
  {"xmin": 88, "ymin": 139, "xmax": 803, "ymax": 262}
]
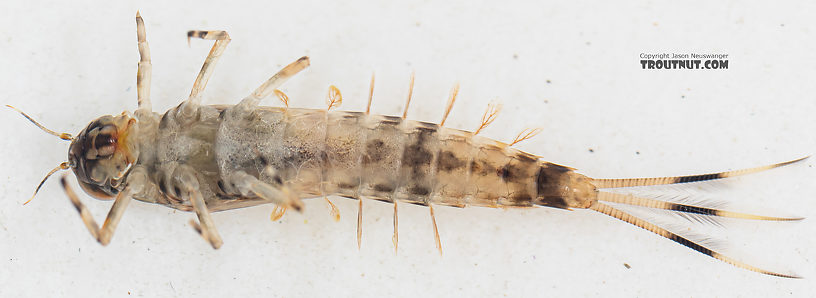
[
  {"xmin": 215, "ymin": 192, "xmax": 233, "ymax": 201},
  {"xmin": 216, "ymin": 180, "xmax": 226, "ymax": 193},
  {"xmin": 373, "ymin": 197, "xmax": 393, "ymax": 203},
  {"xmin": 535, "ymin": 167, "xmax": 551, "ymax": 193},
  {"xmin": 470, "ymin": 160, "xmax": 493, "ymax": 176},
  {"xmin": 159, "ymin": 113, "xmax": 171, "ymax": 129},
  {"xmin": 342, "ymin": 112, "xmax": 364, "ymax": 120},
  {"xmin": 546, "ymin": 163, "xmax": 572, "ymax": 173},
  {"xmin": 497, "ymin": 166, "xmax": 509, "ymax": 180},
  {"xmin": 408, "ymin": 186, "xmax": 431, "ymax": 196},
  {"xmin": 338, "ymin": 194, "xmax": 358, "ymax": 200},
  {"xmin": 379, "ymin": 116, "xmax": 402, "ymax": 126},
  {"xmin": 535, "ymin": 164, "xmax": 572, "ymax": 209},
  {"xmin": 373, "ymin": 183, "xmax": 395, "ymax": 193},
  {"xmin": 669, "ymin": 234, "xmax": 714, "ymax": 257},
  {"xmin": 470, "ymin": 160, "xmax": 480, "ymax": 173},
  {"xmin": 336, "ymin": 182, "xmax": 359, "ymax": 190},
  {"xmin": 281, "ymin": 146, "xmax": 318, "ymax": 169},
  {"xmin": 505, "ymin": 193, "xmax": 534, "ymax": 207},
  {"xmin": 363, "ymin": 139, "xmax": 386, "ymax": 164},
  {"xmin": 159, "ymin": 180, "xmax": 168, "ymax": 194},
  {"xmin": 674, "ymin": 173, "xmax": 724, "ymax": 184},
  {"xmin": 94, "ymin": 133, "xmax": 116, "ymax": 151},
  {"xmin": 515, "ymin": 152, "xmax": 539, "ymax": 163},
  {"xmin": 537, "ymin": 196, "xmax": 569, "ymax": 209},
  {"xmin": 415, "ymin": 126, "xmax": 438, "ymax": 136},
  {"xmin": 319, "ymin": 151, "xmax": 329, "ymax": 165},
  {"xmin": 417, "ymin": 121, "xmax": 439, "ymax": 130},
  {"xmin": 402, "ymin": 145, "xmax": 433, "ymax": 167},
  {"xmin": 503, "ymin": 158, "xmax": 539, "ymax": 183},
  {"xmin": 669, "ymin": 203, "xmax": 720, "ymax": 216},
  {"xmin": 257, "ymin": 155, "xmax": 270, "ymax": 167},
  {"xmin": 498, "ymin": 164, "xmax": 522, "ymax": 181},
  {"xmin": 409, "ymin": 201, "xmax": 429, "ymax": 206},
  {"xmin": 437, "ymin": 151, "xmax": 465, "ymax": 172}
]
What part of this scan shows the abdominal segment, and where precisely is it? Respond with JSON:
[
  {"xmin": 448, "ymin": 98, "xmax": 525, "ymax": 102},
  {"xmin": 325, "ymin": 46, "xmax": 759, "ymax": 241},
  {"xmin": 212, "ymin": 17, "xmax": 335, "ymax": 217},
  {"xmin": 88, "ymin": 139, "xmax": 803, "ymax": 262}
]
[{"xmin": 218, "ymin": 107, "xmax": 571, "ymax": 208}]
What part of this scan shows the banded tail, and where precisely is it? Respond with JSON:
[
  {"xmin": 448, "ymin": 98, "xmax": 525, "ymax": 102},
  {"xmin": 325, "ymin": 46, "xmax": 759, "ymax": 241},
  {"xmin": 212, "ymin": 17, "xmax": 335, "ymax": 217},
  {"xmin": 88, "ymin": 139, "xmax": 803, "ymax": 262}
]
[
  {"xmin": 591, "ymin": 156, "xmax": 808, "ymax": 188},
  {"xmin": 588, "ymin": 157, "xmax": 808, "ymax": 278}
]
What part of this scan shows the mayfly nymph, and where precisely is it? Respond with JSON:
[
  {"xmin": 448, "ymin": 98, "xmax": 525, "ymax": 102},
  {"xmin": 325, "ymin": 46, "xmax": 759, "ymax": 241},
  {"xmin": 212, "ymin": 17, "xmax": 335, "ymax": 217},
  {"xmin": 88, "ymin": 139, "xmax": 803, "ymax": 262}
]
[{"xmin": 9, "ymin": 13, "xmax": 806, "ymax": 278}]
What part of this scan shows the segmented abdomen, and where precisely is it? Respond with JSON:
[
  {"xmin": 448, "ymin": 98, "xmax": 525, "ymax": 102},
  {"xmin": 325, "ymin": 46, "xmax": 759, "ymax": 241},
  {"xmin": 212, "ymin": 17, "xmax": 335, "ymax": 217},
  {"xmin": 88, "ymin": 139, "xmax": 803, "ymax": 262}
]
[{"xmin": 218, "ymin": 107, "xmax": 577, "ymax": 208}]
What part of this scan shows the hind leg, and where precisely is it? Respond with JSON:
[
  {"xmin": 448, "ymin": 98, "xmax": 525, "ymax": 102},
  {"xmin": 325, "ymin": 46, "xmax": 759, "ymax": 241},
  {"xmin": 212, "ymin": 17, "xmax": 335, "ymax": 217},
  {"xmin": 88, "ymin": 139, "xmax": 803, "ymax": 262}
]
[
  {"xmin": 248, "ymin": 56, "xmax": 310, "ymax": 101},
  {"xmin": 229, "ymin": 57, "xmax": 310, "ymax": 116},
  {"xmin": 226, "ymin": 171, "xmax": 303, "ymax": 211}
]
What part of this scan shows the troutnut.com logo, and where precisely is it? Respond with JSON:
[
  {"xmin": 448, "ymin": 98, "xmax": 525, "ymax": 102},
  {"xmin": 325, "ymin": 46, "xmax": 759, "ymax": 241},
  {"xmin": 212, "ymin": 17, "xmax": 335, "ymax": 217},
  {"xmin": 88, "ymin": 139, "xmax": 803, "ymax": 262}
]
[{"xmin": 640, "ymin": 53, "xmax": 729, "ymax": 69}]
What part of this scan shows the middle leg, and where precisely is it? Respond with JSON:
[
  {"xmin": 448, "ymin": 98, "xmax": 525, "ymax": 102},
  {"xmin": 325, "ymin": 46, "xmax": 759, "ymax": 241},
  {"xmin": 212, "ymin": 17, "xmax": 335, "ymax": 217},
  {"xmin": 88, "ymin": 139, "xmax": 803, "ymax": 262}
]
[
  {"xmin": 187, "ymin": 29, "xmax": 231, "ymax": 102},
  {"xmin": 172, "ymin": 165, "xmax": 224, "ymax": 249}
]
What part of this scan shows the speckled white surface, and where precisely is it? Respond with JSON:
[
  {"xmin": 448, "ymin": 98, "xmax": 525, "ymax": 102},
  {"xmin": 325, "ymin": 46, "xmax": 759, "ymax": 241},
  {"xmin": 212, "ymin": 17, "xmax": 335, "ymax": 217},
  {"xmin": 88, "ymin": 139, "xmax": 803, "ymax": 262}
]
[{"xmin": 1, "ymin": 1, "xmax": 815, "ymax": 297}]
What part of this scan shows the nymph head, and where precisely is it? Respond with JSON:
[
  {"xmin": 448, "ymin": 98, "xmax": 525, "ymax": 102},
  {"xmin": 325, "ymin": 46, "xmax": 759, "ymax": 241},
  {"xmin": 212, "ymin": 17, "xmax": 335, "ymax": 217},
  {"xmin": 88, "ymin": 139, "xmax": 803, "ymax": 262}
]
[
  {"xmin": 68, "ymin": 113, "xmax": 139, "ymax": 199},
  {"xmin": 8, "ymin": 105, "xmax": 139, "ymax": 202}
]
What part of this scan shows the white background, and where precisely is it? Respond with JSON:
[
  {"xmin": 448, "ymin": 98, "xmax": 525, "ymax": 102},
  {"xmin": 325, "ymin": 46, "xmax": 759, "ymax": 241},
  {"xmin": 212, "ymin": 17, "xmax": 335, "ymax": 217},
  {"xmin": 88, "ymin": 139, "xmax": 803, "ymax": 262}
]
[{"xmin": 1, "ymin": 1, "xmax": 815, "ymax": 297}]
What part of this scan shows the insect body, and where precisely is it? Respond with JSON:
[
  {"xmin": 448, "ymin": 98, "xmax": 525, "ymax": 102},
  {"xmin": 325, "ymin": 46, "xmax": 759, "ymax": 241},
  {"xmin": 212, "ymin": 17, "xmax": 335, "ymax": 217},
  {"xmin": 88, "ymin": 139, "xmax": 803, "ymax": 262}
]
[{"xmin": 12, "ymin": 13, "xmax": 806, "ymax": 278}]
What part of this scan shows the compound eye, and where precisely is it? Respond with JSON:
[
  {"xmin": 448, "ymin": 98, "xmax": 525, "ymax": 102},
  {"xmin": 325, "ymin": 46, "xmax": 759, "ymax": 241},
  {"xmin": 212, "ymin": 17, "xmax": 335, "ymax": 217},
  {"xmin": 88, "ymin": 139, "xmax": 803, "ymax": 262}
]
[
  {"xmin": 93, "ymin": 125, "xmax": 118, "ymax": 157},
  {"xmin": 95, "ymin": 134, "xmax": 116, "ymax": 157}
]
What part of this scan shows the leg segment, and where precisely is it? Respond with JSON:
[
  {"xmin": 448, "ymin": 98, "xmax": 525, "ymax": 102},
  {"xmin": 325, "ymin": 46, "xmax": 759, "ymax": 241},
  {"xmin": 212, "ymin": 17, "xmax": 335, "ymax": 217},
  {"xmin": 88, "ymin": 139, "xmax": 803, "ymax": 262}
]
[
  {"xmin": 227, "ymin": 171, "xmax": 304, "ymax": 211},
  {"xmin": 249, "ymin": 56, "xmax": 310, "ymax": 100},
  {"xmin": 135, "ymin": 12, "xmax": 152, "ymax": 111},
  {"xmin": 172, "ymin": 165, "xmax": 223, "ymax": 249},
  {"xmin": 187, "ymin": 30, "xmax": 231, "ymax": 101},
  {"xmin": 228, "ymin": 57, "xmax": 310, "ymax": 116},
  {"xmin": 60, "ymin": 167, "xmax": 147, "ymax": 245},
  {"xmin": 186, "ymin": 187, "xmax": 223, "ymax": 249}
]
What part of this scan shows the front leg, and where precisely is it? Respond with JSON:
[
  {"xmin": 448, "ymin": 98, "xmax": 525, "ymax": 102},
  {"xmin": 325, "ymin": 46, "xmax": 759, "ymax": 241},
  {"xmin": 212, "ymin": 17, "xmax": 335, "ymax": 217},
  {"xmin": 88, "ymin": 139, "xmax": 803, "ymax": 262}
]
[
  {"xmin": 135, "ymin": 12, "xmax": 152, "ymax": 112},
  {"xmin": 60, "ymin": 167, "xmax": 148, "ymax": 245}
]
